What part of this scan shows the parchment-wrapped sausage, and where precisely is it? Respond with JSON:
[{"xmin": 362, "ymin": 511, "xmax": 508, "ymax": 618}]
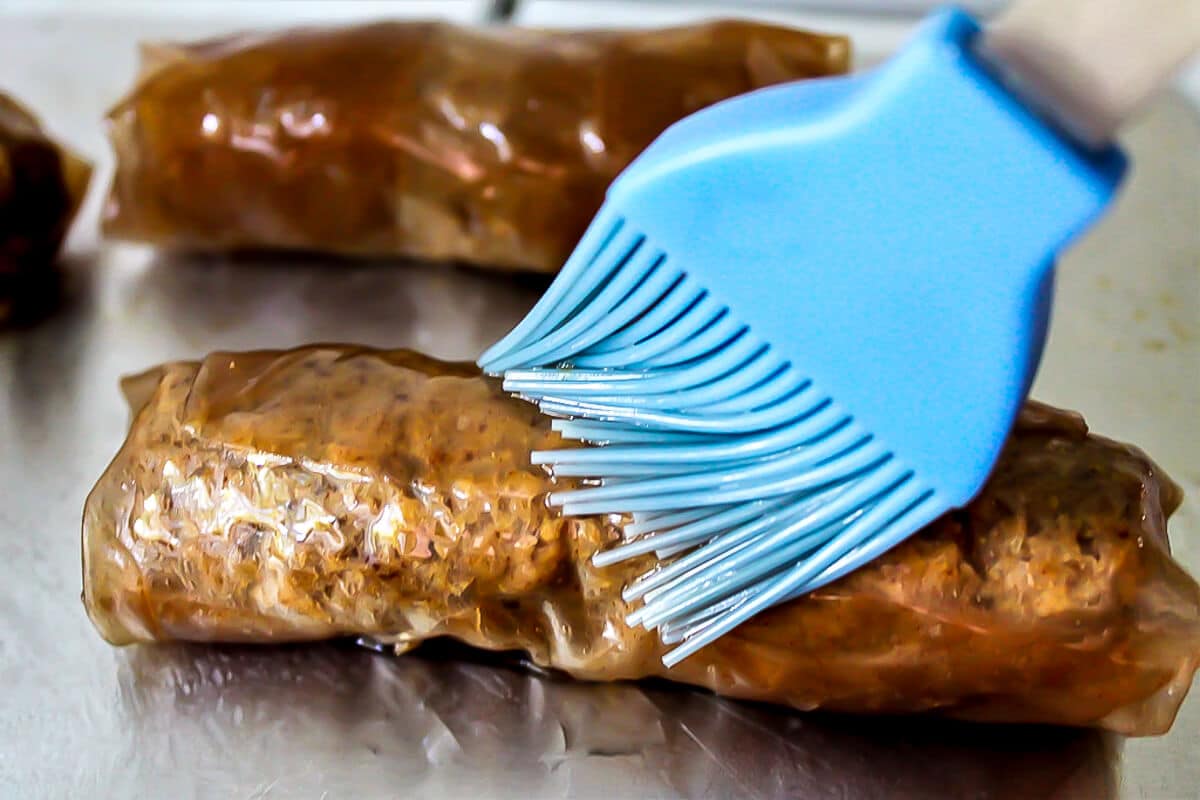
[
  {"xmin": 101, "ymin": 21, "xmax": 849, "ymax": 271},
  {"xmin": 1, "ymin": 93, "xmax": 91, "ymax": 326},
  {"xmin": 83, "ymin": 346, "xmax": 1200, "ymax": 735}
]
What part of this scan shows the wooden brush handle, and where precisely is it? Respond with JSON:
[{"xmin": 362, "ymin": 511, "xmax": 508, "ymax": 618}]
[{"xmin": 982, "ymin": 0, "xmax": 1200, "ymax": 146}]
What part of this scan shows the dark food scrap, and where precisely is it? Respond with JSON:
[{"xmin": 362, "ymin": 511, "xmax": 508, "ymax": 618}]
[{"xmin": 0, "ymin": 94, "xmax": 91, "ymax": 326}]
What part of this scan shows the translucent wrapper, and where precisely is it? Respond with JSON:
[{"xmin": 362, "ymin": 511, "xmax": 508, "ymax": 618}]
[
  {"xmin": 83, "ymin": 346, "xmax": 1200, "ymax": 735},
  {"xmin": 0, "ymin": 93, "xmax": 92, "ymax": 326},
  {"xmin": 101, "ymin": 21, "xmax": 849, "ymax": 272}
]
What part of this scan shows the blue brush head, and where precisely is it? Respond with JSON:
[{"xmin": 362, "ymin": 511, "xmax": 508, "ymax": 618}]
[{"xmin": 479, "ymin": 7, "xmax": 1125, "ymax": 667}]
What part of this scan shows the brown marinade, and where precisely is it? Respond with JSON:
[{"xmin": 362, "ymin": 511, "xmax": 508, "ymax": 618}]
[
  {"xmin": 102, "ymin": 21, "xmax": 849, "ymax": 271},
  {"xmin": 83, "ymin": 346, "xmax": 1200, "ymax": 735}
]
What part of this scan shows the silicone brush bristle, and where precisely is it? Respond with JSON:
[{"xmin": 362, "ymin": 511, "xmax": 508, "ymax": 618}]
[{"xmin": 479, "ymin": 214, "xmax": 936, "ymax": 667}]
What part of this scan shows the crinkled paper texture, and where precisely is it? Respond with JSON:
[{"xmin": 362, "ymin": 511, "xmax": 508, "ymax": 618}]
[
  {"xmin": 83, "ymin": 346, "xmax": 1200, "ymax": 735},
  {"xmin": 102, "ymin": 20, "xmax": 849, "ymax": 272}
]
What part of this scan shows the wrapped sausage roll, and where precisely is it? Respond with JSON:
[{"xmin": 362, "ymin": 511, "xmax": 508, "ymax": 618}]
[
  {"xmin": 1, "ymin": 93, "xmax": 92, "ymax": 326},
  {"xmin": 83, "ymin": 346, "xmax": 1200, "ymax": 735},
  {"xmin": 101, "ymin": 21, "xmax": 849, "ymax": 271}
]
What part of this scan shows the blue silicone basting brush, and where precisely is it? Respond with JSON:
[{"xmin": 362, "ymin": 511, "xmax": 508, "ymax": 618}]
[{"xmin": 479, "ymin": 1, "xmax": 1200, "ymax": 667}]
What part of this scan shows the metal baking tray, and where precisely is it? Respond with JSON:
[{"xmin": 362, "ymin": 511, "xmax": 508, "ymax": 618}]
[{"xmin": 1, "ymin": 3, "xmax": 1196, "ymax": 797}]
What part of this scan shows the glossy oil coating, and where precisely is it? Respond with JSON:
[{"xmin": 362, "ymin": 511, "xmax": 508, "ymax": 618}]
[
  {"xmin": 101, "ymin": 21, "xmax": 849, "ymax": 271},
  {"xmin": 82, "ymin": 346, "xmax": 1200, "ymax": 736},
  {"xmin": 0, "ymin": 93, "xmax": 91, "ymax": 326}
]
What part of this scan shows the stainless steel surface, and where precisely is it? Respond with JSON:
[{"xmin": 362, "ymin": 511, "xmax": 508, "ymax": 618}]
[{"xmin": 1, "ymin": 6, "xmax": 1198, "ymax": 799}]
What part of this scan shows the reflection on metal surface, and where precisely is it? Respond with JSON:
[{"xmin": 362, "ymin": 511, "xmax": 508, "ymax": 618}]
[
  {"xmin": 129, "ymin": 251, "xmax": 550, "ymax": 361},
  {"xmin": 116, "ymin": 641, "xmax": 1118, "ymax": 799}
]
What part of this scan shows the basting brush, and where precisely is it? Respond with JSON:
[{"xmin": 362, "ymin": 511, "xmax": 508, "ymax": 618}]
[{"xmin": 479, "ymin": 1, "xmax": 1200, "ymax": 666}]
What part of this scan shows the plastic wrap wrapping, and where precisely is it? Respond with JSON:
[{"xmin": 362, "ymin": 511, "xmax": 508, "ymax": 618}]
[
  {"xmin": 0, "ymin": 93, "xmax": 91, "ymax": 326},
  {"xmin": 101, "ymin": 21, "xmax": 849, "ymax": 271},
  {"xmin": 83, "ymin": 346, "xmax": 1200, "ymax": 735}
]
